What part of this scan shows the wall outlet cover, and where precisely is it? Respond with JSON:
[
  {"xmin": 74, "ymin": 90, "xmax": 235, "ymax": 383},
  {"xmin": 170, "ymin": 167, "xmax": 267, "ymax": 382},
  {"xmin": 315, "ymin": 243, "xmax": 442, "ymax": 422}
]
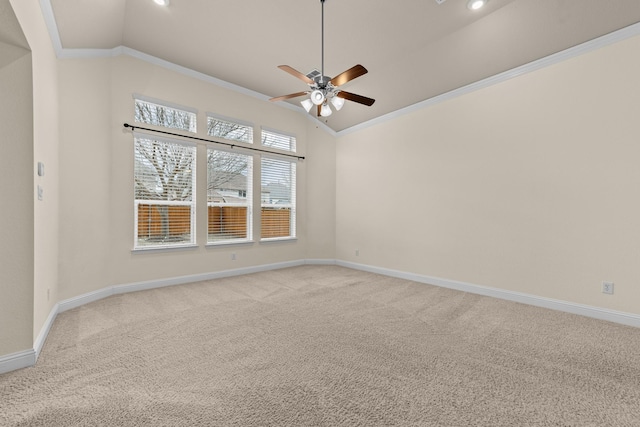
[{"xmin": 602, "ymin": 281, "xmax": 614, "ymax": 295}]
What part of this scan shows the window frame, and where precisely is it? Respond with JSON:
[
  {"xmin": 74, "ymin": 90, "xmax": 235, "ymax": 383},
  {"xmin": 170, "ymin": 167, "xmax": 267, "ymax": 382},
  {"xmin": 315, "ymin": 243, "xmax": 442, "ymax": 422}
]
[
  {"xmin": 261, "ymin": 127, "xmax": 297, "ymax": 153},
  {"xmin": 206, "ymin": 147, "xmax": 254, "ymax": 245},
  {"xmin": 134, "ymin": 94, "xmax": 198, "ymax": 133},
  {"xmin": 133, "ymin": 133, "xmax": 197, "ymax": 251},
  {"xmin": 260, "ymin": 154, "xmax": 297, "ymax": 241},
  {"xmin": 207, "ymin": 113, "xmax": 254, "ymax": 145}
]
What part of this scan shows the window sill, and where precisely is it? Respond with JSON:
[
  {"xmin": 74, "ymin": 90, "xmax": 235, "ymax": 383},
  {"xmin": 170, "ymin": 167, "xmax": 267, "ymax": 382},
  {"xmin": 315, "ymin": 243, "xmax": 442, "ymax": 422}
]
[
  {"xmin": 260, "ymin": 237, "xmax": 298, "ymax": 243},
  {"xmin": 131, "ymin": 244, "xmax": 198, "ymax": 253},
  {"xmin": 206, "ymin": 240, "xmax": 254, "ymax": 248}
]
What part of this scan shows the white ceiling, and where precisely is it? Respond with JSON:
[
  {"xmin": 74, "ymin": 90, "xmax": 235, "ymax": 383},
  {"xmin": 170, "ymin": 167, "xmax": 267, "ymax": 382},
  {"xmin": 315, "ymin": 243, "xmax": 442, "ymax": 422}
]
[{"xmin": 47, "ymin": 0, "xmax": 640, "ymax": 132}]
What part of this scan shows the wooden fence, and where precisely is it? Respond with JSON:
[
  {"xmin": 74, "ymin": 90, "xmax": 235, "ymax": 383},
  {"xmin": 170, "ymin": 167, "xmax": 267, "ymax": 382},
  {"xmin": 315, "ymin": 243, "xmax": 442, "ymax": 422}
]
[
  {"xmin": 208, "ymin": 206, "xmax": 248, "ymax": 239},
  {"xmin": 137, "ymin": 204, "xmax": 291, "ymax": 240},
  {"xmin": 137, "ymin": 204, "xmax": 191, "ymax": 239},
  {"xmin": 261, "ymin": 207, "xmax": 291, "ymax": 239}
]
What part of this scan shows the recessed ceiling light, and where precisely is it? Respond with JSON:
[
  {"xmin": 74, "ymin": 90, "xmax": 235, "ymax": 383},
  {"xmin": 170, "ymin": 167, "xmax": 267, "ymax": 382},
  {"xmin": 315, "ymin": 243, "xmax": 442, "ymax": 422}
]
[
  {"xmin": 467, "ymin": 0, "xmax": 487, "ymax": 10},
  {"xmin": 153, "ymin": 0, "xmax": 170, "ymax": 6}
]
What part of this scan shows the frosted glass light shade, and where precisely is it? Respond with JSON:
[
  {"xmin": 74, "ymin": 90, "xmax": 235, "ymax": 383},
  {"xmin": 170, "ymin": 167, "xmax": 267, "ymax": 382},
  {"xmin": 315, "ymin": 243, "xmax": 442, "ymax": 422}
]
[
  {"xmin": 154, "ymin": 0, "xmax": 170, "ymax": 6},
  {"xmin": 320, "ymin": 103, "xmax": 332, "ymax": 117},
  {"xmin": 310, "ymin": 90, "xmax": 325, "ymax": 105},
  {"xmin": 467, "ymin": 0, "xmax": 487, "ymax": 10},
  {"xmin": 331, "ymin": 96, "xmax": 345, "ymax": 111},
  {"xmin": 301, "ymin": 98, "xmax": 314, "ymax": 112}
]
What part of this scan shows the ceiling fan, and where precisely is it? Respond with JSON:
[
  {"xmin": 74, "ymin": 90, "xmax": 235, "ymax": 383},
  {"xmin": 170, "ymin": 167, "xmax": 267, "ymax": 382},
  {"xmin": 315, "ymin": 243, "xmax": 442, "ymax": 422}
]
[{"xmin": 269, "ymin": 0, "xmax": 375, "ymax": 117}]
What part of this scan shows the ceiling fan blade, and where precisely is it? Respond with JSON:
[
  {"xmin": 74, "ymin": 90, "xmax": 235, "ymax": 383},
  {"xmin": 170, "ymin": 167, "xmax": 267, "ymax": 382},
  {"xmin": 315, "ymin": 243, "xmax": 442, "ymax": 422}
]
[
  {"xmin": 337, "ymin": 91, "xmax": 375, "ymax": 106},
  {"xmin": 269, "ymin": 92, "xmax": 308, "ymax": 102},
  {"xmin": 330, "ymin": 64, "xmax": 368, "ymax": 87},
  {"xmin": 278, "ymin": 65, "xmax": 315, "ymax": 85}
]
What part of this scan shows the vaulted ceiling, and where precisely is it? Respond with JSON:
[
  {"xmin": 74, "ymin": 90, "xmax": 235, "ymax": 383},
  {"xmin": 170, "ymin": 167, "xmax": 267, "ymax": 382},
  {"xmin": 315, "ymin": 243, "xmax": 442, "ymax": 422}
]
[
  {"xmin": 47, "ymin": 0, "xmax": 640, "ymax": 132},
  {"xmin": 1, "ymin": 0, "xmax": 30, "ymax": 69}
]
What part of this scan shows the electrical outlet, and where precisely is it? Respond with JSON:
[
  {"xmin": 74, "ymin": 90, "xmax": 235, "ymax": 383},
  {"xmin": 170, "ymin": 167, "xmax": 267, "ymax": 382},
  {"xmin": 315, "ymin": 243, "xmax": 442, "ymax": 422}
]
[
  {"xmin": 602, "ymin": 281, "xmax": 614, "ymax": 295},
  {"xmin": 355, "ymin": 249, "xmax": 359, "ymax": 256},
  {"xmin": 231, "ymin": 253, "xmax": 236, "ymax": 261}
]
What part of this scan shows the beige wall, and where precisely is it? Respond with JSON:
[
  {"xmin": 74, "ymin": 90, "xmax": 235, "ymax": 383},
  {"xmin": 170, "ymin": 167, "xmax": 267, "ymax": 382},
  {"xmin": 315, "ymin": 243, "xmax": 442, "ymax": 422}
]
[
  {"xmin": 56, "ymin": 54, "xmax": 335, "ymax": 299},
  {"xmin": 10, "ymin": 0, "xmax": 61, "ymax": 344},
  {"xmin": 0, "ymin": 1, "xmax": 33, "ymax": 355},
  {"xmin": 304, "ymin": 122, "xmax": 336, "ymax": 260},
  {"xmin": 336, "ymin": 34, "xmax": 640, "ymax": 315}
]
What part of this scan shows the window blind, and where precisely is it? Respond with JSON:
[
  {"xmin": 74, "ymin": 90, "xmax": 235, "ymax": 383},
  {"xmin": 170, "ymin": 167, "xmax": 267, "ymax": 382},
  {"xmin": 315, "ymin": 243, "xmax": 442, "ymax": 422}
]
[
  {"xmin": 261, "ymin": 128, "xmax": 296, "ymax": 152},
  {"xmin": 134, "ymin": 136, "xmax": 196, "ymax": 248},
  {"xmin": 135, "ymin": 98, "xmax": 197, "ymax": 133},
  {"xmin": 261, "ymin": 157, "xmax": 296, "ymax": 239},
  {"xmin": 207, "ymin": 149, "xmax": 253, "ymax": 243},
  {"xmin": 208, "ymin": 115, "xmax": 253, "ymax": 144}
]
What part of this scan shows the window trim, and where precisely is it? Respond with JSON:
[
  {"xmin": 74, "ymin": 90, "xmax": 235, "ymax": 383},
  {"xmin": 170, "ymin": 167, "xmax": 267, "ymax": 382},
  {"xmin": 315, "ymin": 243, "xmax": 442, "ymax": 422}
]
[
  {"xmin": 206, "ymin": 114, "xmax": 254, "ymax": 146},
  {"xmin": 207, "ymin": 147, "xmax": 254, "ymax": 245},
  {"xmin": 133, "ymin": 95, "xmax": 198, "ymax": 133},
  {"xmin": 133, "ymin": 133, "xmax": 197, "ymax": 250},
  {"xmin": 260, "ymin": 127, "xmax": 297, "ymax": 153},
  {"xmin": 260, "ymin": 154, "xmax": 297, "ymax": 241},
  {"xmin": 207, "ymin": 112, "xmax": 254, "ymax": 132},
  {"xmin": 133, "ymin": 94, "xmax": 198, "ymax": 114}
]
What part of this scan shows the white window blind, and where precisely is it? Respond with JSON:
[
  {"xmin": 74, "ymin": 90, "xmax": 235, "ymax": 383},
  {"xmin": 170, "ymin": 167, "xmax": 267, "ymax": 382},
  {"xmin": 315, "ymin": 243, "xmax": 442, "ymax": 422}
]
[
  {"xmin": 207, "ymin": 149, "xmax": 253, "ymax": 243},
  {"xmin": 261, "ymin": 157, "xmax": 296, "ymax": 239},
  {"xmin": 261, "ymin": 129, "xmax": 296, "ymax": 152},
  {"xmin": 208, "ymin": 115, "xmax": 253, "ymax": 144},
  {"xmin": 135, "ymin": 98, "xmax": 197, "ymax": 133},
  {"xmin": 134, "ymin": 135, "xmax": 196, "ymax": 248}
]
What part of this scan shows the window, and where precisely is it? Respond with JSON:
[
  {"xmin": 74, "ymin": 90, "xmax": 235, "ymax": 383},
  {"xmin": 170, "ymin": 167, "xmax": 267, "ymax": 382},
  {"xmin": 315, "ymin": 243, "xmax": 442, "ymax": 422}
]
[
  {"xmin": 207, "ymin": 149, "xmax": 253, "ymax": 244},
  {"xmin": 134, "ymin": 136, "xmax": 196, "ymax": 248},
  {"xmin": 261, "ymin": 157, "xmax": 296, "ymax": 239},
  {"xmin": 135, "ymin": 97, "xmax": 197, "ymax": 133},
  {"xmin": 208, "ymin": 115, "xmax": 253, "ymax": 144},
  {"xmin": 262, "ymin": 128, "xmax": 296, "ymax": 152}
]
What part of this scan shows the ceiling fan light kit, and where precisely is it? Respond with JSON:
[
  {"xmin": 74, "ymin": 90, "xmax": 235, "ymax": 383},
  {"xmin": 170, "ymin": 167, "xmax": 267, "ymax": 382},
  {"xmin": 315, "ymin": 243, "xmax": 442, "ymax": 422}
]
[
  {"xmin": 269, "ymin": 0, "xmax": 375, "ymax": 118},
  {"xmin": 310, "ymin": 90, "xmax": 325, "ymax": 105},
  {"xmin": 331, "ymin": 95, "xmax": 345, "ymax": 111},
  {"xmin": 301, "ymin": 99, "xmax": 314, "ymax": 113},
  {"xmin": 320, "ymin": 103, "xmax": 333, "ymax": 117}
]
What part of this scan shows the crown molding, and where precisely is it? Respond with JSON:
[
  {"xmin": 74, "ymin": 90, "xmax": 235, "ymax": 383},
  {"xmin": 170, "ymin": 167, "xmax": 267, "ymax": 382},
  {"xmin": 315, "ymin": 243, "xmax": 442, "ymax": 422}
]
[
  {"xmin": 38, "ymin": 0, "xmax": 640, "ymax": 138},
  {"xmin": 336, "ymin": 21, "xmax": 640, "ymax": 136}
]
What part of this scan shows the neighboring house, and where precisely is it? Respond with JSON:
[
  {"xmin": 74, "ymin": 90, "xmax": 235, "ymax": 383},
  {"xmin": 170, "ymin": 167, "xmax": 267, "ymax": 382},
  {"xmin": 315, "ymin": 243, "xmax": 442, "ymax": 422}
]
[
  {"xmin": 208, "ymin": 172, "xmax": 249, "ymax": 203},
  {"xmin": 261, "ymin": 182, "xmax": 290, "ymax": 204}
]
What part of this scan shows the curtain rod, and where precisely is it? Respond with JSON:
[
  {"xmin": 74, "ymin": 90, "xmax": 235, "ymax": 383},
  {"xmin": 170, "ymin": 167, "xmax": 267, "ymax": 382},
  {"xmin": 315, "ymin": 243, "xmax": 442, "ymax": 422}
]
[{"xmin": 123, "ymin": 123, "xmax": 305, "ymax": 160}]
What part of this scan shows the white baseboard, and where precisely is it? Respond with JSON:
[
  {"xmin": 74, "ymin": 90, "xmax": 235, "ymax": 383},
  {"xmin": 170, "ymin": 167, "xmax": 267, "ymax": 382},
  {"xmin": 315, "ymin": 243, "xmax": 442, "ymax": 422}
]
[
  {"xmin": 337, "ymin": 260, "xmax": 640, "ymax": 328},
  {"xmin": 5, "ymin": 258, "xmax": 639, "ymax": 376},
  {"xmin": 0, "ymin": 349, "xmax": 36, "ymax": 375},
  {"xmin": 111, "ymin": 260, "xmax": 309, "ymax": 295},
  {"xmin": 54, "ymin": 260, "xmax": 312, "ymax": 314},
  {"xmin": 305, "ymin": 259, "xmax": 337, "ymax": 265},
  {"xmin": 34, "ymin": 302, "xmax": 60, "ymax": 360}
]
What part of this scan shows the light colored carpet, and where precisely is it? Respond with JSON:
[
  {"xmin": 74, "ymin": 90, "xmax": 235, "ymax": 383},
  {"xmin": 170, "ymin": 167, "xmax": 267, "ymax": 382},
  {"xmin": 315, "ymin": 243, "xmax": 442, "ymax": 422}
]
[{"xmin": 1, "ymin": 265, "xmax": 640, "ymax": 426}]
